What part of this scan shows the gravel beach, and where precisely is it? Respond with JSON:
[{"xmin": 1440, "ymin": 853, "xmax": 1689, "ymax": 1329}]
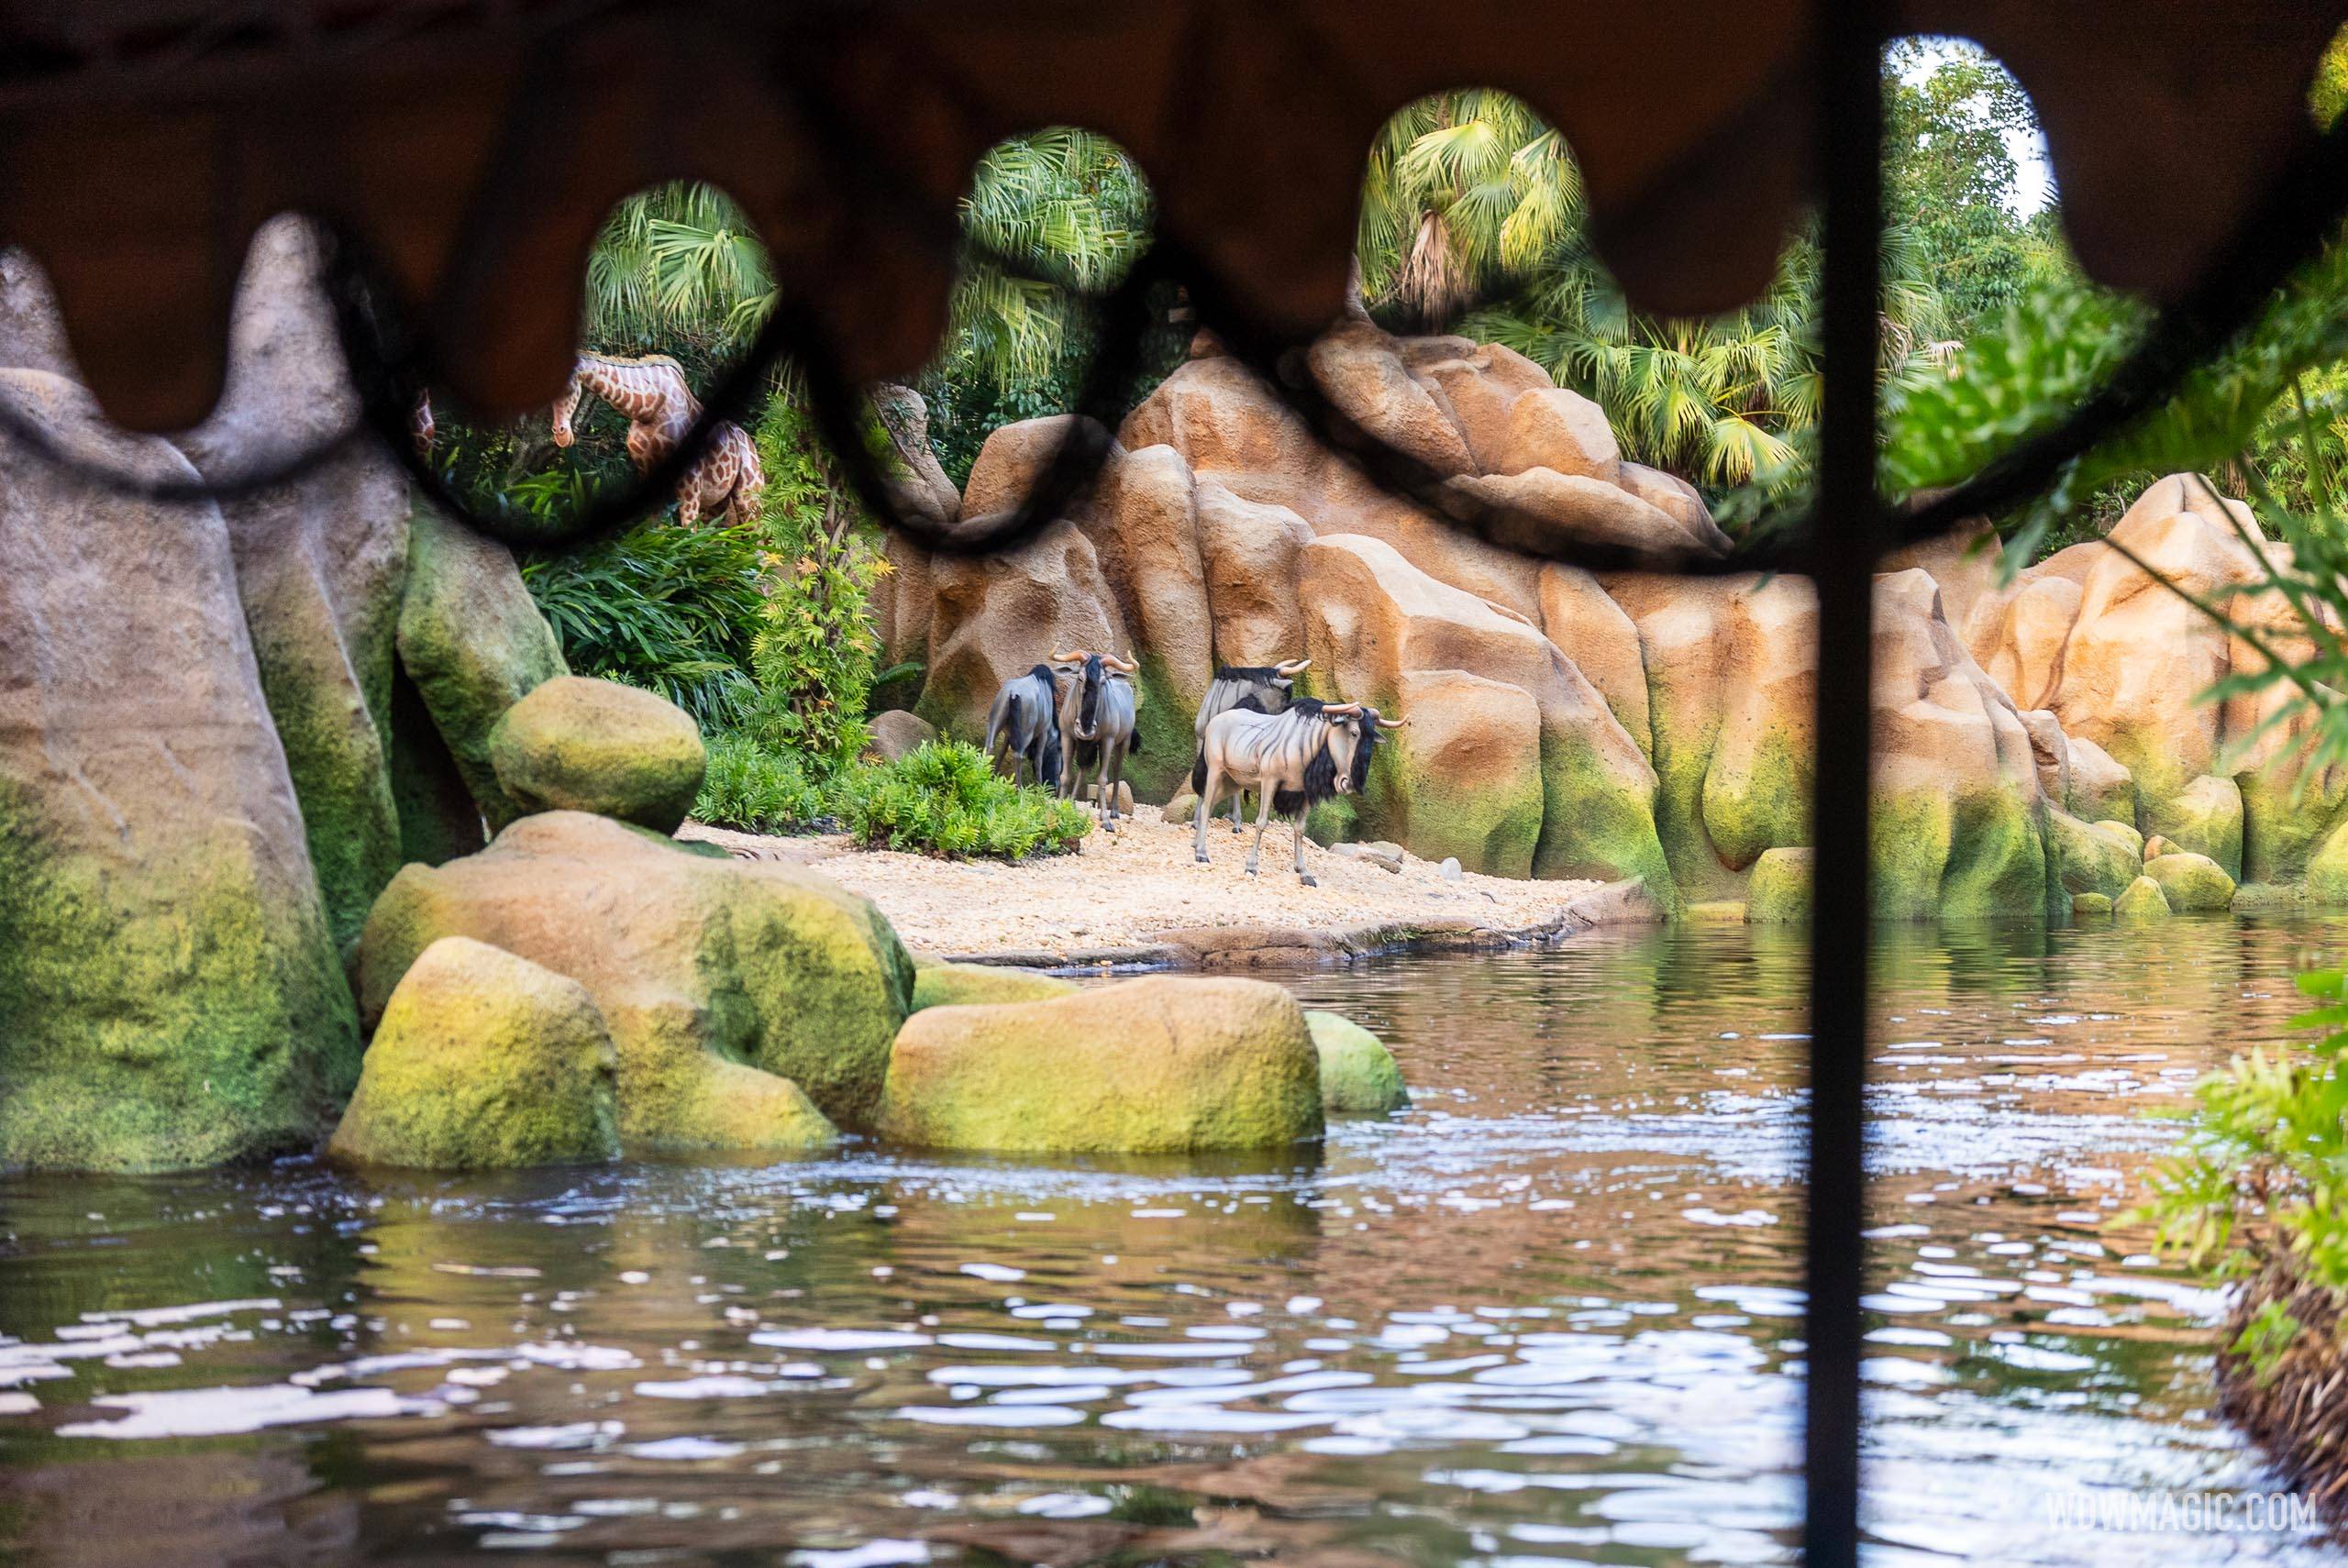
[{"xmin": 682, "ymin": 806, "xmax": 1623, "ymax": 966}]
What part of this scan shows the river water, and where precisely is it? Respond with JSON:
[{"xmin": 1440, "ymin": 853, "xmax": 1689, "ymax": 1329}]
[{"xmin": 4, "ymin": 916, "xmax": 2345, "ymax": 1566}]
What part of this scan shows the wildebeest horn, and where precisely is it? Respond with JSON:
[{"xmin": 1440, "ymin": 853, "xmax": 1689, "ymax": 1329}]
[
  {"xmin": 1322, "ymin": 701, "xmax": 1362, "ymax": 716},
  {"xmin": 1275, "ymin": 657, "xmax": 1311, "ymax": 674},
  {"xmin": 1049, "ymin": 647, "xmax": 1086, "ymax": 663},
  {"xmin": 1102, "ymin": 651, "xmax": 1138, "ymax": 673},
  {"xmin": 1377, "ymin": 713, "xmax": 1410, "ymax": 727}
]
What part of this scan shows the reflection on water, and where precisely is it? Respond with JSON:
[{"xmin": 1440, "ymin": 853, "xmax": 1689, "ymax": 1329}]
[{"xmin": 4, "ymin": 916, "xmax": 2345, "ymax": 1565}]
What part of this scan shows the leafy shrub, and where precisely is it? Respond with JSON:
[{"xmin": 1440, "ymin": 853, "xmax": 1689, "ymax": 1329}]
[
  {"xmin": 693, "ymin": 733, "xmax": 829, "ymax": 834},
  {"xmin": 2137, "ymin": 966, "xmax": 2348, "ymax": 1372},
  {"xmin": 733, "ymin": 392, "xmax": 889, "ymax": 775},
  {"xmin": 521, "ymin": 521, "xmax": 764, "ymax": 727},
  {"xmin": 831, "ymin": 741, "xmax": 1091, "ymax": 860}
]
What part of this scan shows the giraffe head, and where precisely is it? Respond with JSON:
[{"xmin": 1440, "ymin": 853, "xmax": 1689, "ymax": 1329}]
[{"xmin": 550, "ymin": 363, "xmax": 584, "ymax": 447}]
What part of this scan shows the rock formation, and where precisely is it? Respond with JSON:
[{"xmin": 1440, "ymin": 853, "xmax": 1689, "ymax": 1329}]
[{"xmin": 880, "ymin": 315, "xmax": 2344, "ymax": 918}]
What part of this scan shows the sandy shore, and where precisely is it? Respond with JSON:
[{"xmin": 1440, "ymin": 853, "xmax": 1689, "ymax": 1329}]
[{"xmin": 683, "ymin": 806, "xmax": 1655, "ymax": 968}]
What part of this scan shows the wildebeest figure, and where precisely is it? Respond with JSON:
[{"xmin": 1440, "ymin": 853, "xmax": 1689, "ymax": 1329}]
[
  {"xmin": 982, "ymin": 664, "xmax": 1065, "ymax": 790},
  {"xmin": 1052, "ymin": 648, "xmax": 1141, "ymax": 832},
  {"xmin": 1193, "ymin": 657, "xmax": 1311, "ymax": 834},
  {"xmin": 1191, "ymin": 699, "xmax": 1406, "ymax": 885}
]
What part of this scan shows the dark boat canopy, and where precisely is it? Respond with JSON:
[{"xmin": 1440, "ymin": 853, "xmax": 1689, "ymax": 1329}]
[{"xmin": 2, "ymin": 0, "xmax": 2342, "ymax": 430}]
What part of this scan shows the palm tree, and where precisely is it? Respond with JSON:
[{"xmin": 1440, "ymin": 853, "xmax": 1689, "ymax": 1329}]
[
  {"xmin": 581, "ymin": 129, "xmax": 1149, "ymax": 390},
  {"xmin": 1358, "ymin": 89, "xmax": 1953, "ymax": 489}
]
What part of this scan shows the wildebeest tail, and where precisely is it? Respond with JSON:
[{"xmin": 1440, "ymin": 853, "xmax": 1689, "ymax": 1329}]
[{"xmin": 1190, "ymin": 748, "xmax": 1206, "ymax": 795}]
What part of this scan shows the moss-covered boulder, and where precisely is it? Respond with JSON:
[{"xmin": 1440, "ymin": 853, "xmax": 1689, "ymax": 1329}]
[
  {"xmin": 0, "ymin": 367, "xmax": 358, "ymax": 1174},
  {"xmin": 2048, "ymin": 810, "xmax": 2141, "ymax": 900},
  {"xmin": 2096, "ymin": 818, "xmax": 2145, "ymax": 861},
  {"xmin": 912, "ymin": 961, "xmax": 1078, "ymax": 1010},
  {"xmin": 1745, "ymin": 846, "xmax": 1812, "ymax": 923},
  {"xmin": 1306, "ymin": 1011, "xmax": 1408, "ymax": 1114},
  {"xmin": 2114, "ymin": 875, "xmax": 2172, "ymax": 922},
  {"xmin": 2309, "ymin": 818, "xmax": 2348, "ymax": 907},
  {"xmin": 329, "ymin": 938, "xmax": 619, "ymax": 1169},
  {"xmin": 396, "ymin": 506, "xmax": 568, "ymax": 828},
  {"xmin": 2144, "ymin": 773, "xmax": 2243, "ymax": 879},
  {"xmin": 2071, "ymin": 891, "xmax": 2113, "ymax": 918},
  {"xmin": 2144, "ymin": 851, "xmax": 2236, "ymax": 912},
  {"xmin": 487, "ymin": 676, "xmax": 706, "ymax": 834},
  {"xmin": 358, "ymin": 812, "xmax": 905, "ymax": 1148},
  {"xmin": 876, "ymin": 976, "xmax": 1324, "ymax": 1154}
]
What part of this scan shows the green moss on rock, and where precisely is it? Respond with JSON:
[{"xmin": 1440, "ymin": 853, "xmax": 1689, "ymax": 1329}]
[
  {"xmin": 1744, "ymin": 846, "xmax": 1813, "ymax": 923},
  {"xmin": 487, "ymin": 676, "xmax": 706, "ymax": 834},
  {"xmin": 2114, "ymin": 875, "xmax": 2171, "ymax": 922},
  {"xmin": 876, "ymin": 976, "xmax": 1324, "ymax": 1153},
  {"xmin": 359, "ymin": 812, "xmax": 906, "ymax": 1145},
  {"xmin": 2143, "ymin": 774, "xmax": 2243, "ymax": 880},
  {"xmin": 1700, "ymin": 724, "xmax": 1810, "ymax": 874},
  {"xmin": 1938, "ymin": 788, "xmax": 2051, "ymax": 921},
  {"xmin": 2071, "ymin": 892, "xmax": 2113, "ymax": 918},
  {"xmin": 2232, "ymin": 882, "xmax": 2305, "ymax": 916},
  {"xmin": 328, "ymin": 937, "xmax": 619, "ymax": 1168},
  {"xmin": 1306, "ymin": 1010, "xmax": 1408, "ymax": 1114},
  {"xmin": 1531, "ymin": 728, "xmax": 1679, "ymax": 915},
  {"xmin": 2144, "ymin": 851, "xmax": 2235, "ymax": 912},
  {"xmin": 2307, "ymin": 817, "xmax": 2348, "ymax": 907},
  {"xmin": 1869, "ymin": 790, "xmax": 1955, "ymax": 921},
  {"xmin": 396, "ymin": 506, "xmax": 568, "ymax": 828},
  {"xmin": 2095, "ymin": 818, "xmax": 2145, "ymax": 861},
  {"xmin": 913, "ymin": 961, "xmax": 1079, "ymax": 1010},
  {"xmin": 2047, "ymin": 810, "xmax": 2139, "ymax": 900},
  {"xmin": 1120, "ymin": 650, "xmax": 1196, "ymax": 804}
]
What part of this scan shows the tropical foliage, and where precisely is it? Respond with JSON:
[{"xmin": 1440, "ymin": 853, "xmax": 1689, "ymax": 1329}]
[{"xmin": 832, "ymin": 741, "xmax": 1093, "ymax": 860}]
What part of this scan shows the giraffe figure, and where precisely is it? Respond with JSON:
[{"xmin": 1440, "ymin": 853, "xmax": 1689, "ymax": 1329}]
[{"xmin": 550, "ymin": 351, "xmax": 765, "ymax": 525}]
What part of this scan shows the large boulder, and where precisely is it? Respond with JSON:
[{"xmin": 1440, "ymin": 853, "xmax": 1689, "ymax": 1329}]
[
  {"xmin": 358, "ymin": 812, "xmax": 908, "ymax": 1146},
  {"xmin": 876, "ymin": 976, "xmax": 1324, "ymax": 1153},
  {"xmin": 396, "ymin": 506, "xmax": 568, "ymax": 827},
  {"xmin": 1307, "ymin": 322, "xmax": 1477, "ymax": 479},
  {"xmin": 176, "ymin": 216, "xmax": 410, "ymax": 951},
  {"xmin": 914, "ymin": 517, "xmax": 1127, "ymax": 741},
  {"xmin": 2047, "ymin": 811, "xmax": 2141, "ymax": 900},
  {"xmin": 1299, "ymin": 533, "xmax": 1675, "ymax": 900},
  {"xmin": 487, "ymin": 676, "xmax": 706, "ymax": 834},
  {"xmin": 2309, "ymin": 817, "xmax": 2348, "ymax": 906},
  {"xmin": 2143, "ymin": 773, "xmax": 2243, "ymax": 880},
  {"xmin": 0, "ymin": 369, "xmax": 357, "ymax": 1172},
  {"xmin": 865, "ymin": 709, "xmax": 936, "ymax": 763},
  {"xmin": 1745, "ymin": 846, "xmax": 1812, "ymax": 923},
  {"xmin": 869, "ymin": 383, "xmax": 961, "ymax": 531},
  {"xmin": 2114, "ymin": 874, "xmax": 2172, "ymax": 922},
  {"xmin": 1306, "ymin": 1010, "xmax": 1408, "ymax": 1114},
  {"xmin": 2144, "ymin": 851, "xmax": 2236, "ymax": 912},
  {"xmin": 328, "ymin": 938, "xmax": 620, "ymax": 1169}
]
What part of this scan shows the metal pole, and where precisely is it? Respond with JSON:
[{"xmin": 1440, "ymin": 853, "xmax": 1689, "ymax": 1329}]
[{"xmin": 1803, "ymin": 0, "xmax": 1882, "ymax": 1562}]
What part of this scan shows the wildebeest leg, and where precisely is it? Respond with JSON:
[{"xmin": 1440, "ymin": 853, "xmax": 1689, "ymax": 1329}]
[
  {"xmin": 1294, "ymin": 814, "xmax": 1315, "ymax": 887},
  {"xmin": 1194, "ymin": 762, "xmax": 1224, "ymax": 864},
  {"xmin": 1102, "ymin": 740, "xmax": 1125, "ymax": 832},
  {"xmin": 1246, "ymin": 788, "xmax": 1276, "ymax": 877},
  {"xmin": 1230, "ymin": 786, "xmax": 1245, "ymax": 834}
]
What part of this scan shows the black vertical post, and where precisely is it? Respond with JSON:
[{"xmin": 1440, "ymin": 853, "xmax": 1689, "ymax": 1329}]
[{"xmin": 1803, "ymin": 2, "xmax": 1882, "ymax": 1565}]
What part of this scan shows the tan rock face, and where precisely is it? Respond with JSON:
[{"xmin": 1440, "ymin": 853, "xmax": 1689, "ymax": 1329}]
[
  {"xmin": 1194, "ymin": 482, "xmax": 1316, "ymax": 667},
  {"xmin": 1307, "ymin": 321, "xmax": 1477, "ymax": 479},
  {"xmin": 916, "ymin": 518, "xmax": 1129, "ymax": 739},
  {"xmin": 1492, "ymin": 386, "xmax": 1623, "ymax": 483},
  {"xmin": 1299, "ymin": 534, "xmax": 1672, "ymax": 893},
  {"xmin": 869, "ymin": 383, "xmax": 961, "ymax": 531},
  {"xmin": 1537, "ymin": 564, "xmax": 1651, "ymax": 752}
]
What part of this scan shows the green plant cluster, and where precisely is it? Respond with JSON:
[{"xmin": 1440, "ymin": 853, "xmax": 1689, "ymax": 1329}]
[
  {"xmin": 521, "ymin": 521, "xmax": 764, "ymax": 727},
  {"xmin": 692, "ymin": 732, "xmax": 831, "ymax": 835},
  {"xmin": 2136, "ymin": 965, "xmax": 2348, "ymax": 1373},
  {"xmin": 830, "ymin": 741, "xmax": 1092, "ymax": 860}
]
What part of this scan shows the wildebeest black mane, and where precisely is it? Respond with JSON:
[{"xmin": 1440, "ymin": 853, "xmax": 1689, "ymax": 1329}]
[
  {"xmin": 1027, "ymin": 662, "xmax": 1058, "ymax": 683},
  {"xmin": 1214, "ymin": 664, "xmax": 1282, "ymax": 682}
]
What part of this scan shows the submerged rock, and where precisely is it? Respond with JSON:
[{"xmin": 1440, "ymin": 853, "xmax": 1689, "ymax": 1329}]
[
  {"xmin": 2114, "ymin": 875, "xmax": 2172, "ymax": 922},
  {"xmin": 329, "ymin": 938, "xmax": 619, "ymax": 1169},
  {"xmin": 0, "ymin": 368, "xmax": 357, "ymax": 1173},
  {"xmin": 911, "ymin": 961, "xmax": 1078, "ymax": 1010},
  {"xmin": 359, "ymin": 812, "xmax": 906, "ymax": 1147},
  {"xmin": 2071, "ymin": 891, "xmax": 2113, "ymax": 918},
  {"xmin": 876, "ymin": 976, "xmax": 1324, "ymax": 1153},
  {"xmin": 487, "ymin": 676, "xmax": 706, "ymax": 834},
  {"xmin": 1306, "ymin": 1011, "xmax": 1409, "ymax": 1114},
  {"xmin": 2145, "ymin": 851, "xmax": 2236, "ymax": 912},
  {"xmin": 397, "ymin": 507, "xmax": 568, "ymax": 827}
]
